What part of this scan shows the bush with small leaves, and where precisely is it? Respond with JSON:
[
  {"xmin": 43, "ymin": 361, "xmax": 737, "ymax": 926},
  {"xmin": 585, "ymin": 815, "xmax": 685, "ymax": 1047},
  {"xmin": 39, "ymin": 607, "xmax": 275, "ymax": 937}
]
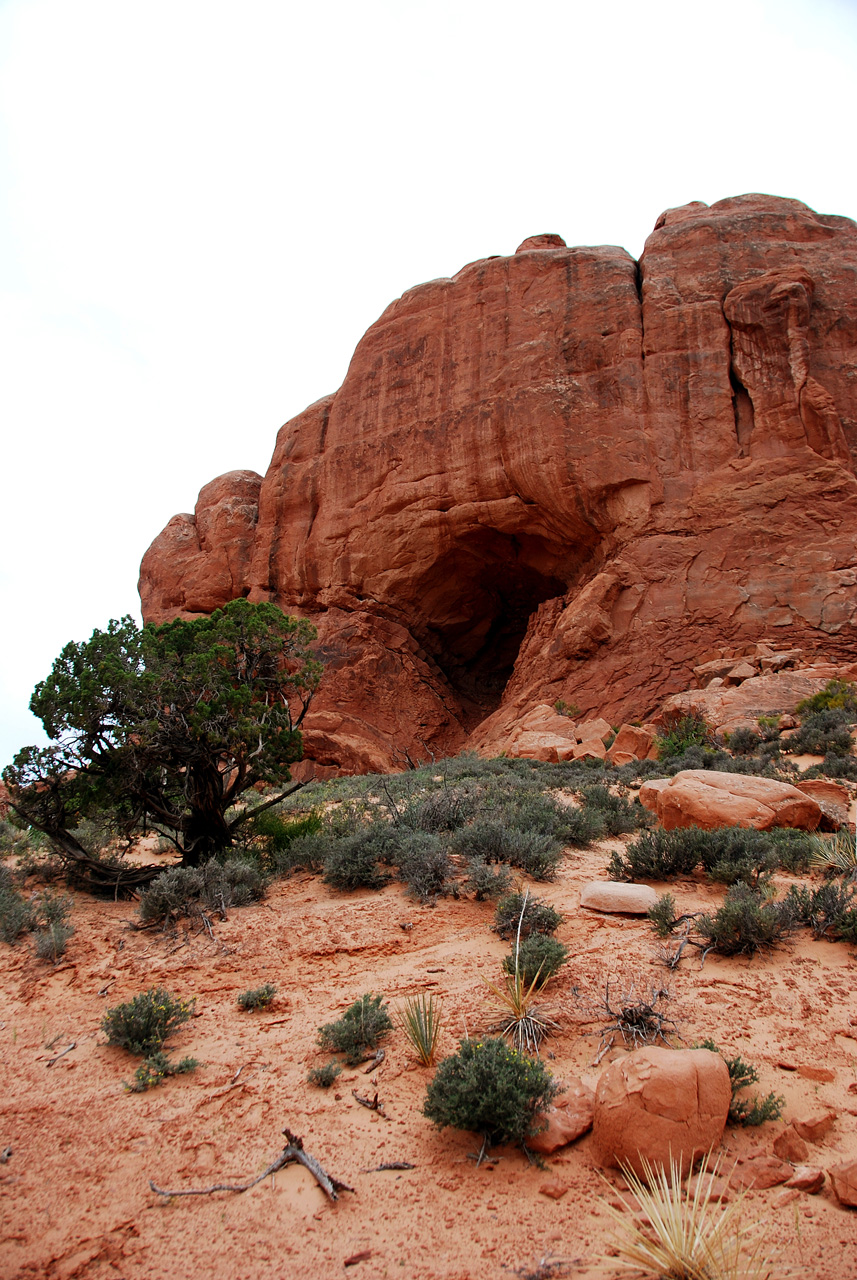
[
  {"xmin": 696, "ymin": 883, "xmax": 795, "ymax": 957},
  {"xmin": 780, "ymin": 880, "xmax": 857, "ymax": 941},
  {"xmin": 397, "ymin": 831, "xmax": 455, "ymax": 903},
  {"xmin": 578, "ymin": 784, "xmax": 646, "ymax": 836},
  {"xmin": 269, "ymin": 831, "xmax": 328, "ymax": 875},
  {"xmin": 796, "ymin": 679, "xmax": 857, "ymax": 718},
  {"xmin": 802, "ymin": 754, "xmax": 857, "ymax": 781},
  {"xmin": 423, "ymin": 1037, "xmax": 558, "ymax": 1156},
  {"xmin": 138, "ymin": 859, "xmax": 266, "ymax": 925},
  {"xmin": 608, "ymin": 828, "xmax": 710, "ymax": 881},
  {"xmin": 102, "ymin": 987, "xmax": 196, "ymax": 1056},
  {"xmin": 395, "ymin": 786, "xmax": 476, "ymax": 833},
  {"xmin": 322, "ymin": 828, "xmax": 394, "ymax": 891},
  {"xmin": 727, "ymin": 727, "xmax": 764, "ymax": 756},
  {"xmin": 317, "ymin": 993, "xmax": 392, "ymax": 1065},
  {"xmin": 241, "ymin": 808, "xmax": 323, "ymax": 868},
  {"xmin": 655, "ymin": 712, "xmax": 713, "ymax": 759},
  {"xmin": 451, "ymin": 820, "xmax": 562, "ymax": 880},
  {"xmin": 767, "ymin": 828, "xmax": 817, "ymax": 875},
  {"xmin": 464, "ymin": 857, "xmax": 512, "ymax": 901},
  {"xmin": 494, "ymin": 893, "xmax": 562, "ymax": 940},
  {"xmin": 697, "ymin": 828, "xmax": 779, "ymax": 886},
  {"xmin": 128, "ymin": 1051, "xmax": 198, "ymax": 1092},
  {"xmin": 307, "ymin": 1062, "xmax": 342, "ymax": 1088},
  {"xmin": 34, "ymin": 920, "xmax": 74, "ymax": 962},
  {"xmin": 237, "ymin": 983, "xmax": 277, "ymax": 1011},
  {"xmin": 696, "ymin": 1040, "xmax": 785, "ymax": 1126},
  {"xmin": 647, "ymin": 893, "xmax": 679, "ymax": 938},
  {"xmin": 502, "ymin": 933, "xmax": 568, "ymax": 987},
  {"xmin": 785, "ymin": 708, "xmax": 855, "ymax": 757},
  {"xmin": 0, "ymin": 867, "xmax": 35, "ymax": 944}
]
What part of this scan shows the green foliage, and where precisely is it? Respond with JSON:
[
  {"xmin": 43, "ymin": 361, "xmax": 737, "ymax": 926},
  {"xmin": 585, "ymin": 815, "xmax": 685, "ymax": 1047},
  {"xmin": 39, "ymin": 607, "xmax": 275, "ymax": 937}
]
[
  {"xmin": 655, "ymin": 712, "xmax": 713, "ymax": 759},
  {"xmin": 727, "ymin": 727, "xmax": 764, "ymax": 755},
  {"xmin": 33, "ymin": 919, "xmax": 74, "ymax": 962},
  {"xmin": 0, "ymin": 866, "xmax": 35, "ymax": 943},
  {"xmin": 239, "ymin": 807, "xmax": 323, "ymax": 869},
  {"xmin": 494, "ymin": 892, "xmax": 562, "ymax": 939},
  {"xmin": 780, "ymin": 879, "xmax": 857, "ymax": 940},
  {"xmin": 647, "ymin": 892, "xmax": 678, "ymax": 938},
  {"xmin": 128, "ymin": 1051, "xmax": 198, "ymax": 1092},
  {"xmin": 396, "ymin": 993, "xmax": 443, "ymax": 1066},
  {"xmin": 502, "ymin": 933, "xmax": 568, "ymax": 987},
  {"xmin": 394, "ymin": 785, "xmax": 476, "ymax": 833},
  {"xmin": 801, "ymin": 754, "xmax": 857, "ymax": 781},
  {"xmin": 554, "ymin": 699, "xmax": 580, "ymax": 718},
  {"xmin": 397, "ymin": 831, "xmax": 456, "ymax": 903},
  {"xmin": 138, "ymin": 858, "xmax": 266, "ymax": 925},
  {"xmin": 451, "ymin": 819, "xmax": 562, "ymax": 880},
  {"xmin": 608, "ymin": 827, "xmax": 709, "ymax": 881},
  {"xmin": 696, "ymin": 883, "xmax": 794, "ymax": 957},
  {"xmin": 307, "ymin": 1062, "xmax": 342, "ymax": 1088},
  {"xmin": 101, "ymin": 987, "xmax": 196, "ymax": 1056},
  {"xmin": 785, "ymin": 708, "xmax": 855, "ymax": 757},
  {"xmin": 611, "ymin": 825, "xmax": 815, "ymax": 884},
  {"xmin": 317, "ymin": 993, "xmax": 392, "ymax": 1065},
  {"xmin": 423, "ymin": 1037, "xmax": 558, "ymax": 1151},
  {"xmin": 322, "ymin": 828, "xmax": 393, "ymax": 891},
  {"xmin": 696, "ymin": 1040, "xmax": 784, "ymax": 1126},
  {"xmin": 796, "ymin": 679, "xmax": 857, "ymax": 718},
  {"xmin": 578, "ymin": 784, "xmax": 647, "ymax": 836},
  {"xmin": 766, "ymin": 827, "xmax": 817, "ymax": 874},
  {"xmin": 0, "ymin": 874, "xmax": 74, "ymax": 956},
  {"xmin": 237, "ymin": 983, "xmax": 277, "ymax": 1011},
  {"xmin": 3, "ymin": 600, "xmax": 322, "ymax": 871},
  {"xmin": 464, "ymin": 857, "xmax": 512, "ymax": 900}
]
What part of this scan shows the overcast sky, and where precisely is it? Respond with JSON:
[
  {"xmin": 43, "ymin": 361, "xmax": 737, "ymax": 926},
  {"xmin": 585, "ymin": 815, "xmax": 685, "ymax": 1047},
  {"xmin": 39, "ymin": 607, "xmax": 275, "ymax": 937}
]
[{"xmin": 2, "ymin": 0, "xmax": 857, "ymax": 768}]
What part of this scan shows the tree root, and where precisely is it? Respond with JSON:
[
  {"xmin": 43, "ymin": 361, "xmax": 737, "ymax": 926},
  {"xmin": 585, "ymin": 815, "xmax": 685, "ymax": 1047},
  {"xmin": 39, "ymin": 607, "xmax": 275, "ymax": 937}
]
[{"xmin": 149, "ymin": 1128, "xmax": 354, "ymax": 1202}]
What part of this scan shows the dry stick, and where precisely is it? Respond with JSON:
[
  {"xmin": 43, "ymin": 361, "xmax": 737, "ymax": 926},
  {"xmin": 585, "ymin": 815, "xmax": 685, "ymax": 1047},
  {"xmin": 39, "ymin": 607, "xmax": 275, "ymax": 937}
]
[
  {"xmin": 352, "ymin": 1090, "xmax": 388, "ymax": 1118},
  {"xmin": 149, "ymin": 1129, "xmax": 354, "ymax": 1202},
  {"xmin": 360, "ymin": 1161, "xmax": 414, "ymax": 1173},
  {"xmin": 363, "ymin": 1048, "xmax": 385, "ymax": 1073},
  {"xmin": 46, "ymin": 1041, "xmax": 76, "ymax": 1068}
]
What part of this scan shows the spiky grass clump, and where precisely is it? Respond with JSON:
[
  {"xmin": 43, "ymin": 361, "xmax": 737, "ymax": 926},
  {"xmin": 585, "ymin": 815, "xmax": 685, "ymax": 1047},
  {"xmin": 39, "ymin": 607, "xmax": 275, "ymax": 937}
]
[
  {"xmin": 603, "ymin": 1154, "xmax": 776, "ymax": 1280},
  {"xmin": 810, "ymin": 830, "xmax": 857, "ymax": 876},
  {"xmin": 396, "ymin": 993, "xmax": 444, "ymax": 1066},
  {"xmin": 482, "ymin": 967, "xmax": 559, "ymax": 1054}
]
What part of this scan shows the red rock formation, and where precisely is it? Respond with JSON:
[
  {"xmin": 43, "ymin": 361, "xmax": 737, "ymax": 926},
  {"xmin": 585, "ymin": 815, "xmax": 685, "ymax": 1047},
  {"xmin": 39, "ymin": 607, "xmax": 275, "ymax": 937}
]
[{"xmin": 140, "ymin": 196, "xmax": 857, "ymax": 772}]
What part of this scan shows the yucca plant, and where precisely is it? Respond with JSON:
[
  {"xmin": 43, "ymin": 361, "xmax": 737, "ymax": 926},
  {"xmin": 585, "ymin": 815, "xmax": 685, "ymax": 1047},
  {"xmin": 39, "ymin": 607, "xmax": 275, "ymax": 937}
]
[
  {"xmin": 396, "ymin": 993, "xmax": 443, "ymax": 1066},
  {"xmin": 482, "ymin": 888, "xmax": 558, "ymax": 1053},
  {"xmin": 603, "ymin": 1154, "xmax": 776, "ymax": 1280},
  {"xmin": 810, "ymin": 830, "xmax": 857, "ymax": 876}
]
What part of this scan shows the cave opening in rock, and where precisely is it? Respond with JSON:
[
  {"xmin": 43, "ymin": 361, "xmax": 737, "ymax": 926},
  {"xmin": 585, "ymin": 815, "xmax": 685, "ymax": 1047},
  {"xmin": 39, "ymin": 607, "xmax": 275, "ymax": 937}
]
[{"xmin": 413, "ymin": 529, "xmax": 572, "ymax": 719}]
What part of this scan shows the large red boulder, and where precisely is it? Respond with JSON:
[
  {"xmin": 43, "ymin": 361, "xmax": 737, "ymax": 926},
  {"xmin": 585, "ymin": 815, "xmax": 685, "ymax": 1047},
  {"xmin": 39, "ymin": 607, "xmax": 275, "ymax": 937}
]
[
  {"xmin": 591, "ymin": 1047, "xmax": 731, "ymax": 1176},
  {"xmin": 139, "ymin": 196, "xmax": 857, "ymax": 773},
  {"xmin": 640, "ymin": 769, "xmax": 823, "ymax": 832}
]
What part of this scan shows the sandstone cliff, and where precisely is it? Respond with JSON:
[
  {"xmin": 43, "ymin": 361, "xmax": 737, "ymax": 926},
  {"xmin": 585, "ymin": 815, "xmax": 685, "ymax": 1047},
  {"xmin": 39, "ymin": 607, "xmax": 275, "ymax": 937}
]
[{"xmin": 140, "ymin": 195, "xmax": 857, "ymax": 772}]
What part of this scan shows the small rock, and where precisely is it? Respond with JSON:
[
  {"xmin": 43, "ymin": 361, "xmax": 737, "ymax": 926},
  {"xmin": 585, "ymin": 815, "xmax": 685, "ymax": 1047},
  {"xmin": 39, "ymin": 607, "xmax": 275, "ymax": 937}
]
[
  {"xmin": 793, "ymin": 1109, "xmax": 836, "ymax": 1143},
  {"xmin": 797, "ymin": 1065, "xmax": 835, "ymax": 1083},
  {"xmin": 829, "ymin": 1157, "xmax": 857, "ymax": 1207},
  {"xmin": 785, "ymin": 1165, "xmax": 825, "ymax": 1194},
  {"xmin": 580, "ymin": 882, "xmax": 658, "ymax": 915},
  {"xmin": 772, "ymin": 1188, "xmax": 801, "ymax": 1209},
  {"xmin": 773, "ymin": 1128, "xmax": 810, "ymax": 1163},
  {"xmin": 539, "ymin": 1180, "xmax": 569, "ymax": 1200},
  {"xmin": 529, "ymin": 1079, "xmax": 595, "ymax": 1154},
  {"xmin": 729, "ymin": 1156, "xmax": 792, "ymax": 1191}
]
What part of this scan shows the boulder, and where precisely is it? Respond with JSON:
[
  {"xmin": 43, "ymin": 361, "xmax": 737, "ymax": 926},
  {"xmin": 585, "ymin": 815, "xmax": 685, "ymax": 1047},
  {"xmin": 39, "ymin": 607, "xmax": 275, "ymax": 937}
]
[
  {"xmin": 592, "ymin": 1047, "xmax": 731, "ymax": 1175},
  {"xmin": 576, "ymin": 718, "xmax": 613, "ymax": 744},
  {"xmin": 642, "ymin": 770, "xmax": 823, "ymax": 832},
  {"xmin": 606, "ymin": 723, "xmax": 655, "ymax": 764},
  {"xmin": 580, "ymin": 882, "xmax": 659, "ymax": 915},
  {"xmin": 528, "ymin": 1079, "xmax": 595, "ymax": 1154},
  {"xmin": 572, "ymin": 738, "xmax": 607, "ymax": 761},
  {"xmin": 793, "ymin": 779, "xmax": 850, "ymax": 830},
  {"xmin": 829, "ymin": 1158, "xmax": 857, "ymax": 1207},
  {"xmin": 773, "ymin": 1128, "xmax": 810, "ymax": 1163},
  {"xmin": 140, "ymin": 196, "xmax": 857, "ymax": 773}
]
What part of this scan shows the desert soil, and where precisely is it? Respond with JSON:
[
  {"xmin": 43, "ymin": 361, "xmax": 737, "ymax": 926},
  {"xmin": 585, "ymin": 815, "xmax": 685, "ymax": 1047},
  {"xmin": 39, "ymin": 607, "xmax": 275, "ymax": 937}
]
[{"xmin": 2, "ymin": 813, "xmax": 857, "ymax": 1280}]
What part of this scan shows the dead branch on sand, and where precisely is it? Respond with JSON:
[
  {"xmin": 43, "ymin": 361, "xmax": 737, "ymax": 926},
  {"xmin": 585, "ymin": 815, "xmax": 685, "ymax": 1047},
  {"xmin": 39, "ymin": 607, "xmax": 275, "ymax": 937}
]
[{"xmin": 148, "ymin": 1128, "xmax": 354, "ymax": 1202}]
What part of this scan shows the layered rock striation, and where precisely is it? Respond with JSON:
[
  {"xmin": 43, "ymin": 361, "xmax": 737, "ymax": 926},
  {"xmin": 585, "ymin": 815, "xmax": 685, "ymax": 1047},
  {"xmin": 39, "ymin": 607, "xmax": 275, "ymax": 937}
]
[{"xmin": 140, "ymin": 195, "xmax": 857, "ymax": 772}]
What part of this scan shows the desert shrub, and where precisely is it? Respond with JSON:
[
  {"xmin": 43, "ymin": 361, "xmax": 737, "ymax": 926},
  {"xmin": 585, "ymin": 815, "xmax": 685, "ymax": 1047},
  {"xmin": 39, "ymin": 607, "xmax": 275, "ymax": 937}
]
[
  {"xmin": 695, "ymin": 883, "xmax": 794, "ymax": 957},
  {"xmin": 767, "ymin": 827, "xmax": 817, "ymax": 874},
  {"xmin": 780, "ymin": 880, "xmax": 857, "ymax": 940},
  {"xmin": 138, "ymin": 859, "xmax": 266, "ymax": 925},
  {"xmin": 608, "ymin": 827, "xmax": 710, "ymax": 881},
  {"xmin": 128, "ymin": 1050, "xmax": 198, "ymax": 1092},
  {"xmin": 802, "ymin": 754, "xmax": 857, "ymax": 781},
  {"xmin": 423, "ymin": 1037, "xmax": 558, "ymax": 1156},
  {"xmin": 494, "ymin": 892, "xmax": 562, "ymax": 939},
  {"xmin": 502, "ymin": 933, "xmax": 568, "ymax": 987},
  {"xmin": 785, "ymin": 708, "xmax": 855, "ymax": 757},
  {"xmin": 68, "ymin": 814, "xmax": 120, "ymax": 857},
  {"xmin": 697, "ymin": 828, "xmax": 779, "ymax": 886},
  {"xmin": 464, "ymin": 857, "xmax": 512, "ymax": 900},
  {"xmin": 395, "ymin": 785, "xmax": 476, "ymax": 833},
  {"xmin": 577, "ymin": 784, "xmax": 645, "ymax": 836},
  {"xmin": 239, "ymin": 807, "xmax": 323, "ymax": 868},
  {"xmin": 727, "ymin": 727, "xmax": 763, "ymax": 755},
  {"xmin": 307, "ymin": 1062, "xmax": 342, "ymax": 1088},
  {"xmin": 33, "ymin": 919, "xmax": 74, "ymax": 962},
  {"xmin": 322, "ymin": 828, "xmax": 393, "ymax": 891},
  {"xmin": 647, "ymin": 892, "xmax": 679, "ymax": 938},
  {"xmin": 317, "ymin": 993, "xmax": 392, "ymax": 1065},
  {"xmin": 697, "ymin": 1040, "xmax": 785, "ymax": 1126},
  {"xmin": 396, "ymin": 831, "xmax": 455, "ymax": 903},
  {"xmin": 0, "ymin": 819, "xmax": 48, "ymax": 858},
  {"xmin": 0, "ymin": 878, "xmax": 74, "ymax": 955},
  {"xmin": 655, "ymin": 712, "xmax": 713, "ymax": 759},
  {"xmin": 269, "ymin": 831, "xmax": 328, "ymax": 875},
  {"xmin": 102, "ymin": 987, "xmax": 196, "ymax": 1056},
  {"xmin": 237, "ymin": 983, "xmax": 277, "ymax": 1011},
  {"xmin": 451, "ymin": 820, "xmax": 561, "ymax": 880},
  {"xmin": 0, "ymin": 867, "xmax": 35, "ymax": 943},
  {"xmin": 796, "ymin": 679, "xmax": 857, "ymax": 718}
]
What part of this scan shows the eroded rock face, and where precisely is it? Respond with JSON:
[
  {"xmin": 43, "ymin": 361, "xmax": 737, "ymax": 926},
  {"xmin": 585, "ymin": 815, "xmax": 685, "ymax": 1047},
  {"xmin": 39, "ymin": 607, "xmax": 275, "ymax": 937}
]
[{"xmin": 140, "ymin": 196, "xmax": 857, "ymax": 772}]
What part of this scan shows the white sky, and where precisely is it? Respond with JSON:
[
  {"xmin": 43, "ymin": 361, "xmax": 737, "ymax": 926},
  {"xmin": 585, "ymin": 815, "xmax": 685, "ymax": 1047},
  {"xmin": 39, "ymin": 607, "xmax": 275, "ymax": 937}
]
[{"xmin": 2, "ymin": 0, "xmax": 857, "ymax": 768}]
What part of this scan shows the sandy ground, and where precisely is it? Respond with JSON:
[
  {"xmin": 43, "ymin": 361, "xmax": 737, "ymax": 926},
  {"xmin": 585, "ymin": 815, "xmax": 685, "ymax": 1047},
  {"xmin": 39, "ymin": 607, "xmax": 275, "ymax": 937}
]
[{"xmin": 2, "ymin": 825, "xmax": 857, "ymax": 1280}]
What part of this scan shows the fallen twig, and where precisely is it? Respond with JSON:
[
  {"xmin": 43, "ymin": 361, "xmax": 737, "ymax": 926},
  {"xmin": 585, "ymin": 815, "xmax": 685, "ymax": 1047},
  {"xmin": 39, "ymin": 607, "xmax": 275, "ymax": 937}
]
[
  {"xmin": 363, "ymin": 1048, "xmax": 385, "ymax": 1073},
  {"xmin": 263, "ymin": 1017, "xmax": 291, "ymax": 1028},
  {"xmin": 97, "ymin": 980, "xmax": 117, "ymax": 996},
  {"xmin": 149, "ymin": 1128, "xmax": 354, "ymax": 1202},
  {"xmin": 352, "ymin": 1090, "xmax": 388, "ymax": 1118},
  {"xmin": 46, "ymin": 1041, "xmax": 76, "ymax": 1068},
  {"xmin": 360, "ymin": 1161, "xmax": 414, "ymax": 1172}
]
